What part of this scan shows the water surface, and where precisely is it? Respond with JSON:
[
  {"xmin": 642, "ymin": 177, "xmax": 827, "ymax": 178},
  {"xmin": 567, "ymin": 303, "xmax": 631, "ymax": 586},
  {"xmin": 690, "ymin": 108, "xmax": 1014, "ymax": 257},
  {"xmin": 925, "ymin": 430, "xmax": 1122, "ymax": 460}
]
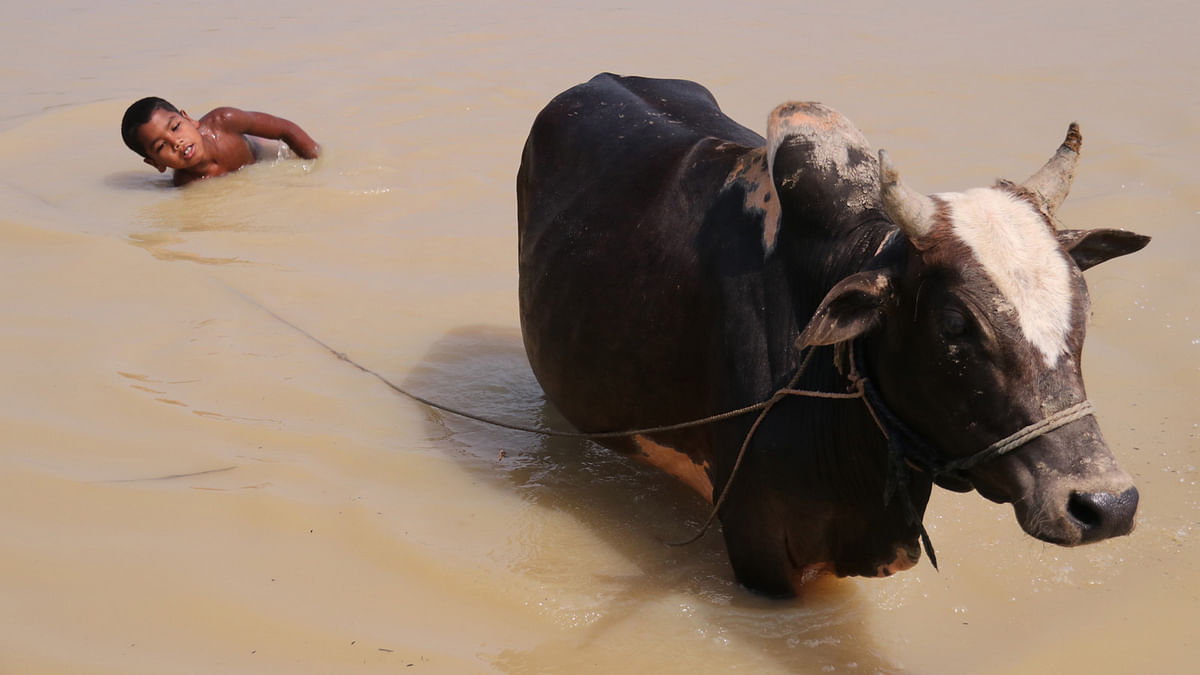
[{"xmin": 1, "ymin": 1, "xmax": 1196, "ymax": 673}]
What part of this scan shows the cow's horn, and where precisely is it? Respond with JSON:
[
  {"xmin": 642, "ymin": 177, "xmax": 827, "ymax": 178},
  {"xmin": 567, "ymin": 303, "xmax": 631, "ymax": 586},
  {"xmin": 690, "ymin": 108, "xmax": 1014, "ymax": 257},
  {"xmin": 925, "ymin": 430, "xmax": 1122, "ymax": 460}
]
[
  {"xmin": 879, "ymin": 150, "xmax": 936, "ymax": 240},
  {"xmin": 1021, "ymin": 122, "xmax": 1082, "ymax": 215}
]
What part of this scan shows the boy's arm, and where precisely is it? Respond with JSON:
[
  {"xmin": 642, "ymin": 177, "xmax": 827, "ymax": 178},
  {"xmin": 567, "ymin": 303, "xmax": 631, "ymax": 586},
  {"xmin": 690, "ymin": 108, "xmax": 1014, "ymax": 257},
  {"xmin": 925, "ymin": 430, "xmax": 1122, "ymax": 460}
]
[{"xmin": 209, "ymin": 107, "xmax": 321, "ymax": 159}]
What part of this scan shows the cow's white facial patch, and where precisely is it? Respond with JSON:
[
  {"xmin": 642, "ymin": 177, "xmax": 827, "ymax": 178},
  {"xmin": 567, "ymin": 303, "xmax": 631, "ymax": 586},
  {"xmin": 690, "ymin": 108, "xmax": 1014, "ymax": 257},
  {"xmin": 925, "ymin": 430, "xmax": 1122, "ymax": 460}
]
[{"xmin": 940, "ymin": 189, "xmax": 1073, "ymax": 368}]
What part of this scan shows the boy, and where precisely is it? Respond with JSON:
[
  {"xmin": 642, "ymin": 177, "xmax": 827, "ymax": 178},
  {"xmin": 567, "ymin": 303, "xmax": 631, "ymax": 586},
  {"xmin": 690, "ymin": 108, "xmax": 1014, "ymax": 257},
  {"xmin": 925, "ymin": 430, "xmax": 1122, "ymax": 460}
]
[{"xmin": 121, "ymin": 97, "xmax": 320, "ymax": 186}]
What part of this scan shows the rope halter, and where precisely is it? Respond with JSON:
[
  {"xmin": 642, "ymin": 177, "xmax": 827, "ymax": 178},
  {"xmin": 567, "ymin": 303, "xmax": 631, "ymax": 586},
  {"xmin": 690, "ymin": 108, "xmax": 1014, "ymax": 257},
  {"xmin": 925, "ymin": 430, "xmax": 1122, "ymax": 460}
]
[
  {"xmin": 847, "ymin": 340, "xmax": 1097, "ymax": 484},
  {"xmin": 846, "ymin": 340, "xmax": 1097, "ymax": 568}
]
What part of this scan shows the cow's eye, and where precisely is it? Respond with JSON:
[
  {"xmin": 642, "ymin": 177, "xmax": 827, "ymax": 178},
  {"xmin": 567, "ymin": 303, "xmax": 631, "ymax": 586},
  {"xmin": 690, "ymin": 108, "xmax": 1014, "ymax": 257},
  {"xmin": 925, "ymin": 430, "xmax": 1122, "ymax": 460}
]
[{"xmin": 941, "ymin": 308, "xmax": 969, "ymax": 339}]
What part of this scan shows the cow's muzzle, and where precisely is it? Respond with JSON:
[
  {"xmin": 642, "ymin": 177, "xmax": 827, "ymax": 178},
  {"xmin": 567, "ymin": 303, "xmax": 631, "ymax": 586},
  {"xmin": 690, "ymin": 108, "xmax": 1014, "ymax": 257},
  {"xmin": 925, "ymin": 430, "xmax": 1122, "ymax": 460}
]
[{"xmin": 1013, "ymin": 469, "xmax": 1139, "ymax": 547}]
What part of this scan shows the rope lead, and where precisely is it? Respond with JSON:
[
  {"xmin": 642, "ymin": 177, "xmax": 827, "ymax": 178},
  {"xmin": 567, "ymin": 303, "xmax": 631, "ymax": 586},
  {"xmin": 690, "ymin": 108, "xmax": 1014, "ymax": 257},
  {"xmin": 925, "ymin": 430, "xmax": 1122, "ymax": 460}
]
[{"xmin": 234, "ymin": 285, "xmax": 1096, "ymax": 573}]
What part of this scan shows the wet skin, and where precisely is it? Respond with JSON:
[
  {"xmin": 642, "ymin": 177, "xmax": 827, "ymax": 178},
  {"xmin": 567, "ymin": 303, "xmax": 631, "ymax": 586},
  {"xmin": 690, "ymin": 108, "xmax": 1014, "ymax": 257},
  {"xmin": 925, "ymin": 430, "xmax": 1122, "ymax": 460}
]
[{"xmin": 135, "ymin": 107, "xmax": 319, "ymax": 186}]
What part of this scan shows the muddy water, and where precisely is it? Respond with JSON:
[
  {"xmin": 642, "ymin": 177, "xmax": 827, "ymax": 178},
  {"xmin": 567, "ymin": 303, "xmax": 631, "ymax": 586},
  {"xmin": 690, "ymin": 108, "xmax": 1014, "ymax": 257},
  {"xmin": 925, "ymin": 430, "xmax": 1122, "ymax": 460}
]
[{"xmin": 1, "ymin": 1, "xmax": 1196, "ymax": 672}]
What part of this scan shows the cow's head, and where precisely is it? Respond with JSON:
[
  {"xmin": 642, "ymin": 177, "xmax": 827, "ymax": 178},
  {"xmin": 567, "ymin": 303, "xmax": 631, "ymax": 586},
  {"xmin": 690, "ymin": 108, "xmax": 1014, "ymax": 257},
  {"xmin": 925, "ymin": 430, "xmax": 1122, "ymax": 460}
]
[{"xmin": 797, "ymin": 124, "xmax": 1149, "ymax": 547}]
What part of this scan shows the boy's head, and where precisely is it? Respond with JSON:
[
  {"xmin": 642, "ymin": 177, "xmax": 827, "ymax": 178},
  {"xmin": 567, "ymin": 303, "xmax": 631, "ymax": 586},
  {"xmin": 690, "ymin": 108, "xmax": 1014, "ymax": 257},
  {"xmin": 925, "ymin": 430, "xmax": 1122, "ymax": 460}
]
[
  {"xmin": 121, "ymin": 97, "xmax": 206, "ymax": 173},
  {"xmin": 121, "ymin": 97, "xmax": 178, "ymax": 158}
]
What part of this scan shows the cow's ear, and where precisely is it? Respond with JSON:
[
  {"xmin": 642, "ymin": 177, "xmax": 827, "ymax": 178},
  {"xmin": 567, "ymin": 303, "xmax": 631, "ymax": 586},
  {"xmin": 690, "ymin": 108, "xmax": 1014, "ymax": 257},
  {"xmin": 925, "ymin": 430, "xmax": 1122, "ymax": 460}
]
[
  {"xmin": 1058, "ymin": 228, "xmax": 1150, "ymax": 271},
  {"xmin": 797, "ymin": 269, "xmax": 895, "ymax": 348}
]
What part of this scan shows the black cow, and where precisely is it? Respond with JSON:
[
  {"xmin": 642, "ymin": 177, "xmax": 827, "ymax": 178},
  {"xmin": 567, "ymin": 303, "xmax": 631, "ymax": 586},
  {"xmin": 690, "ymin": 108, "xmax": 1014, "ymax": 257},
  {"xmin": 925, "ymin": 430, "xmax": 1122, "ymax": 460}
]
[{"xmin": 516, "ymin": 73, "xmax": 1149, "ymax": 596}]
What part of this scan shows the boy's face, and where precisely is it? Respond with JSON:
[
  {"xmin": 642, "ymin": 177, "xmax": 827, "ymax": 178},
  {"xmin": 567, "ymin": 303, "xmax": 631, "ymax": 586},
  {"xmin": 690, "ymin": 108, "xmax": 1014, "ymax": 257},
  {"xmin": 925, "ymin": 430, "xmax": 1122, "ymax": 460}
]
[{"xmin": 136, "ymin": 108, "xmax": 205, "ymax": 172}]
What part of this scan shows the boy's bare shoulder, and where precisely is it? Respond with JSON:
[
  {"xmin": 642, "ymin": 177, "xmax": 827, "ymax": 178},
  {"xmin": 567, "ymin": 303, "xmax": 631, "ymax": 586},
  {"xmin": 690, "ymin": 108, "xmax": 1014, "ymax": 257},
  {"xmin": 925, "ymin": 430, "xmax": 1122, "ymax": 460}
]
[{"xmin": 198, "ymin": 106, "xmax": 252, "ymax": 130}]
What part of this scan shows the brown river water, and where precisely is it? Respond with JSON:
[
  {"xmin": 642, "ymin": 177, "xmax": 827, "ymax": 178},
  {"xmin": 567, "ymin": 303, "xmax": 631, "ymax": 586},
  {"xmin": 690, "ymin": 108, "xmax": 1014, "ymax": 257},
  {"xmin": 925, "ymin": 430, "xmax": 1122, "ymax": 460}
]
[{"xmin": 2, "ymin": 1, "xmax": 1196, "ymax": 673}]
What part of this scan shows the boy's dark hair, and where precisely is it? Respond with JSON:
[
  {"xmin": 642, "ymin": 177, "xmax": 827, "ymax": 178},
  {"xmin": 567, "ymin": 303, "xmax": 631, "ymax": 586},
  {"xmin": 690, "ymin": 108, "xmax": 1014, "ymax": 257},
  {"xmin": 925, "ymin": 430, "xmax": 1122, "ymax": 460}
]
[{"xmin": 121, "ymin": 97, "xmax": 179, "ymax": 157}]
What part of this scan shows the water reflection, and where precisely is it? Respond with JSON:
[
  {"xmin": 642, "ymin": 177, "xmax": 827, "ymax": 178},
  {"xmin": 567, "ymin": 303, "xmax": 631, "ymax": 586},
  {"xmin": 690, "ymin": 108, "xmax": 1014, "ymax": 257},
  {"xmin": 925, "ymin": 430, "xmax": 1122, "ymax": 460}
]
[
  {"xmin": 102, "ymin": 170, "xmax": 168, "ymax": 191},
  {"xmin": 407, "ymin": 325, "xmax": 912, "ymax": 673},
  {"xmin": 128, "ymin": 231, "xmax": 249, "ymax": 265}
]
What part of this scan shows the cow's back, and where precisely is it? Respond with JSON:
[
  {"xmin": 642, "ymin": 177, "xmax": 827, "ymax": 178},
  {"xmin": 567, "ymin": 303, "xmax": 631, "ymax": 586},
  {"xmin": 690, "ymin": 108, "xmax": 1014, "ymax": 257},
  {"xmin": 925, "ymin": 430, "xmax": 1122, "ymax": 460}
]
[{"xmin": 517, "ymin": 74, "xmax": 764, "ymax": 435}]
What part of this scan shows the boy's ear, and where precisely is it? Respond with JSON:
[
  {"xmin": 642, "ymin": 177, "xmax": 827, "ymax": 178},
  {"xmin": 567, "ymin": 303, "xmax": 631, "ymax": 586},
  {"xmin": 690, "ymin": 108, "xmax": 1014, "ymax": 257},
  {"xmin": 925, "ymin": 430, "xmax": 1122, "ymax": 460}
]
[{"xmin": 143, "ymin": 156, "xmax": 167, "ymax": 173}]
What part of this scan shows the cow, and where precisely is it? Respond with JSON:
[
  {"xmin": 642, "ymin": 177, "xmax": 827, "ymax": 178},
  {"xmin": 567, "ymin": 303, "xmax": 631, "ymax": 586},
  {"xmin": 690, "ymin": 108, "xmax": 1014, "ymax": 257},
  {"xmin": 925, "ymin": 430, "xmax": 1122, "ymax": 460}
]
[{"xmin": 516, "ymin": 73, "xmax": 1149, "ymax": 597}]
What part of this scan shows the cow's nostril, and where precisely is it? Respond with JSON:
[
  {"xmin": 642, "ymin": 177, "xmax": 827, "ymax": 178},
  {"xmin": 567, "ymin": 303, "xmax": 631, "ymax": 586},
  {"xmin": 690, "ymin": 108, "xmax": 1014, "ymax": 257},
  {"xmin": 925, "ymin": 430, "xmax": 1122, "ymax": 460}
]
[
  {"xmin": 1067, "ymin": 491, "xmax": 1103, "ymax": 529},
  {"xmin": 1067, "ymin": 487, "xmax": 1139, "ymax": 542}
]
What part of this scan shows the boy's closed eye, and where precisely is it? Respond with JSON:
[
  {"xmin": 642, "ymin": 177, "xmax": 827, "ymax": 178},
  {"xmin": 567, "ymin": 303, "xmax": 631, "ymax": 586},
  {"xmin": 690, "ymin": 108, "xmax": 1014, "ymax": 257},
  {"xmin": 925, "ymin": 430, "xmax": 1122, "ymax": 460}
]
[{"xmin": 152, "ymin": 120, "xmax": 182, "ymax": 154}]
